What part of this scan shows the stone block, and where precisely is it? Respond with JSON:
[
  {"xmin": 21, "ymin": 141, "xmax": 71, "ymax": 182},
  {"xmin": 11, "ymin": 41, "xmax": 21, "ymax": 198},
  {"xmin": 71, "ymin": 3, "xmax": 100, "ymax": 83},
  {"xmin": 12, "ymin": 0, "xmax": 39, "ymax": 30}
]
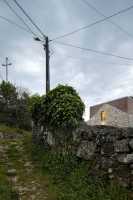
[
  {"xmin": 129, "ymin": 139, "xmax": 133, "ymax": 150},
  {"xmin": 77, "ymin": 141, "xmax": 96, "ymax": 160},
  {"xmin": 117, "ymin": 154, "xmax": 133, "ymax": 164},
  {"xmin": 114, "ymin": 139, "xmax": 129, "ymax": 153}
]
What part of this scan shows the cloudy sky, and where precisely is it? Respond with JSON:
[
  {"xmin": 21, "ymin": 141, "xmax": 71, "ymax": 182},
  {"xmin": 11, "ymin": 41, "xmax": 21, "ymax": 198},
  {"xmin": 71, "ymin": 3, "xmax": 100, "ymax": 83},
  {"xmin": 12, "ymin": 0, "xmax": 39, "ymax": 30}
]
[{"xmin": 0, "ymin": 0, "xmax": 133, "ymax": 120}]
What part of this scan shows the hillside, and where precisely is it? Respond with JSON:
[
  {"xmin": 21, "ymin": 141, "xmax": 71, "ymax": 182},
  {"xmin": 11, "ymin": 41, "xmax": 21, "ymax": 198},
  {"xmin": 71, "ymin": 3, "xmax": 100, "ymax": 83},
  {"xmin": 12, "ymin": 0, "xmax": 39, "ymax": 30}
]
[
  {"xmin": 0, "ymin": 124, "xmax": 133, "ymax": 200},
  {"xmin": 0, "ymin": 125, "xmax": 56, "ymax": 200}
]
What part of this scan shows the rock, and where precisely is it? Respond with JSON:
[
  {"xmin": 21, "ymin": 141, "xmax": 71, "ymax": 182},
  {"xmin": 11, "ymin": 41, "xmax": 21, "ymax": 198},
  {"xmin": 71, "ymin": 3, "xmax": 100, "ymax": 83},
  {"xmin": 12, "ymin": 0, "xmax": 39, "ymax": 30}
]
[
  {"xmin": 131, "ymin": 170, "xmax": 133, "ymax": 175},
  {"xmin": 46, "ymin": 131, "xmax": 55, "ymax": 146},
  {"xmin": 101, "ymin": 142, "xmax": 114, "ymax": 154},
  {"xmin": 10, "ymin": 176, "xmax": 18, "ymax": 184},
  {"xmin": 117, "ymin": 154, "xmax": 127, "ymax": 163},
  {"xmin": 114, "ymin": 139, "xmax": 129, "ymax": 153},
  {"xmin": 109, "ymin": 174, "xmax": 114, "ymax": 179},
  {"xmin": 7, "ymin": 169, "xmax": 17, "ymax": 176},
  {"xmin": 108, "ymin": 168, "xmax": 113, "ymax": 174},
  {"xmin": 126, "ymin": 154, "xmax": 133, "ymax": 164},
  {"xmin": 0, "ymin": 132, "xmax": 4, "ymax": 139},
  {"xmin": 100, "ymin": 157, "xmax": 115, "ymax": 169},
  {"xmin": 0, "ymin": 145, "xmax": 4, "ymax": 153},
  {"xmin": 24, "ymin": 161, "xmax": 32, "ymax": 167},
  {"xmin": 73, "ymin": 122, "xmax": 94, "ymax": 142},
  {"xmin": 130, "ymin": 164, "xmax": 133, "ymax": 169},
  {"xmin": 127, "ymin": 128, "xmax": 133, "ymax": 138},
  {"xmin": 77, "ymin": 141, "xmax": 96, "ymax": 160},
  {"xmin": 117, "ymin": 154, "xmax": 133, "ymax": 164},
  {"xmin": 129, "ymin": 139, "xmax": 133, "ymax": 150}
]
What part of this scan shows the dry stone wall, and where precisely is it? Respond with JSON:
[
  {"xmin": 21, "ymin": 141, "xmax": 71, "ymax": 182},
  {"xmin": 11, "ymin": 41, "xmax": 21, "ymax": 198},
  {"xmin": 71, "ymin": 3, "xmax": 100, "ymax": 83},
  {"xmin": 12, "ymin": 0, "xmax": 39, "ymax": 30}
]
[
  {"xmin": 74, "ymin": 123, "xmax": 133, "ymax": 188},
  {"xmin": 33, "ymin": 122, "xmax": 133, "ymax": 188}
]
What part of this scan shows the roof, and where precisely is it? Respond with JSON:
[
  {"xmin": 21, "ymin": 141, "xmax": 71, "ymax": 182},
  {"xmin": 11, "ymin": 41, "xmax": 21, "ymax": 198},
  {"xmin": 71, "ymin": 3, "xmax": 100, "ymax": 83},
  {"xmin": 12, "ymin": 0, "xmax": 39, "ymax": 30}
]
[{"xmin": 90, "ymin": 96, "xmax": 133, "ymax": 118}]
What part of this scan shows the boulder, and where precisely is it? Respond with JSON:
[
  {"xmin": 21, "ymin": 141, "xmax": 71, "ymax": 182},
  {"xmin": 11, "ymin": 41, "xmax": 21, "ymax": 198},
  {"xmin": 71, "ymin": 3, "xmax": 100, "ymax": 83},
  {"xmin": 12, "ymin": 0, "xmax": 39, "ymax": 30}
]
[
  {"xmin": 129, "ymin": 139, "xmax": 133, "ymax": 150},
  {"xmin": 77, "ymin": 141, "xmax": 96, "ymax": 160},
  {"xmin": 114, "ymin": 139, "xmax": 129, "ymax": 153},
  {"xmin": 7, "ymin": 169, "xmax": 17, "ymax": 176},
  {"xmin": 117, "ymin": 154, "xmax": 133, "ymax": 164},
  {"xmin": 0, "ymin": 132, "xmax": 4, "ymax": 139}
]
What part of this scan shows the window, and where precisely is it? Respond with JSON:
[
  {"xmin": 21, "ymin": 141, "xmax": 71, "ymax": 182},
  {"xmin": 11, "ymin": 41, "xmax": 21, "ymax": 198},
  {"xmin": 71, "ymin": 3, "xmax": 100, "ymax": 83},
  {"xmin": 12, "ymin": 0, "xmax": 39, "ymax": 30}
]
[{"xmin": 101, "ymin": 111, "xmax": 107, "ymax": 122}]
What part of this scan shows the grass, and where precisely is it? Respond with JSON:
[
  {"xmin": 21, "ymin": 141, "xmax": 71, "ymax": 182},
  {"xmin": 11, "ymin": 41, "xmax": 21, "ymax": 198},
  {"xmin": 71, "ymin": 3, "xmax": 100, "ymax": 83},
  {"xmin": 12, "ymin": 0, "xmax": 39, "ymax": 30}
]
[
  {"xmin": 0, "ymin": 124, "xmax": 57, "ymax": 200},
  {"xmin": 23, "ymin": 134, "xmax": 133, "ymax": 200},
  {"xmin": 0, "ymin": 166, "xmax": 18, "ymax": 200},
  {"xmin": 0, "ymin": 124, "xmax": 132, "ymax": 200},
  {"xmin": 0, "ymin": 123, "xmax": 30, "ymax": 135}
]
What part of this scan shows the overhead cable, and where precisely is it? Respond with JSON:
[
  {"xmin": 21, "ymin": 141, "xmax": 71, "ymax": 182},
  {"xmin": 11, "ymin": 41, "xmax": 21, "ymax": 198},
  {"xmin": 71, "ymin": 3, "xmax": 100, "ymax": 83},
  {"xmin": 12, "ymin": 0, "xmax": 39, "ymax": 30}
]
[
  {"xmin": 12, "ymin": 0, "xmax": 47, "ymax": 38},
  {"xmin": 80, "ymin": 0, "xmax": 133, "ymax": 39},
  {"xmin": 51, "ymin": 4, "xmax": 133, "ymax": 41},
  {"xmin": 3, "ymin": 0, "xmax": 37, "ymax": 37},
  {"xmin": 54, "ymin": 41, "xmax": 133, "ymax": 61}
]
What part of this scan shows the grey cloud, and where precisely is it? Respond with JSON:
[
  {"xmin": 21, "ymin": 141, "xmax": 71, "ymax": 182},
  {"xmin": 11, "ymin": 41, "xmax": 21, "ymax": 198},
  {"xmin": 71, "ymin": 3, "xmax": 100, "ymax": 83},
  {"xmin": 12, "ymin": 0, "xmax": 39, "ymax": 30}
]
[{"xmin": 0, "ymin": 0, "xmax": 133, "ymax": 120}]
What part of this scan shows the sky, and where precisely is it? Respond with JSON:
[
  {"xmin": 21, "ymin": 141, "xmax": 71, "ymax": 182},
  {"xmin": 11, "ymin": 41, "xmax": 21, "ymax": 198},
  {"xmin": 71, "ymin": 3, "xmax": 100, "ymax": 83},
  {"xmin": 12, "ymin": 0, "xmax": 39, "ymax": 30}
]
[{"xmin": 0, "ymin": 0, "xmax": 133, "ymax": 121}]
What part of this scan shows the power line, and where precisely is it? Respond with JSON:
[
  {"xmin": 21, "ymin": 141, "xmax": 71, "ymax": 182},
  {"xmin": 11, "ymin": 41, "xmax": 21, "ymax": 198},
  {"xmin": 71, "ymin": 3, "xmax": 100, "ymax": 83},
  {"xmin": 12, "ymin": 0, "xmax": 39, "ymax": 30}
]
[
  {"xmin": 11, "ymin": 0, "xmax": 50, "ymax": 93},
  {"xmin": 54, "ymin": 41, "xmax": 133, "ymax": 61},
  {"xmin": 3, "ymin": 0, "xmax": 37, "ymax": 37},
  {"xmin": 51, "ymin": 4, "xmax": 133, "ymax": 41},
  {"xmin": 0, "ymin": 15, "xmax": 32, "ymax": 33},
  {"xmin": 12, "ymin": 0, "xmax": 47, "ymax": 39},
  {"xmin": 80, "ymin": 0, "xmax": 133, "ymax": 39},
  {"xmin": 53, "ymin": 51, "xmax": 133, "ymax": 66}
]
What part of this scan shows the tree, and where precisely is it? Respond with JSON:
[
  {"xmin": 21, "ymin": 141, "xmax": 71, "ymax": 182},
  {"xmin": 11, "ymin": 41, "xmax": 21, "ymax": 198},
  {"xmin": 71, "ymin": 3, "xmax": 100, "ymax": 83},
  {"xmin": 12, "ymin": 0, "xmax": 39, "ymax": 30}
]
[
  {"xmin": 16, "ymin": 90, "xmax": 31, "ymax": 130},
  {"xmin": 0, "ymin": 81, "xmax": 17, "ymax": 105},
  {"xmin": 0, "ymin": 81, "xmax": 31, "ymax": 130}
]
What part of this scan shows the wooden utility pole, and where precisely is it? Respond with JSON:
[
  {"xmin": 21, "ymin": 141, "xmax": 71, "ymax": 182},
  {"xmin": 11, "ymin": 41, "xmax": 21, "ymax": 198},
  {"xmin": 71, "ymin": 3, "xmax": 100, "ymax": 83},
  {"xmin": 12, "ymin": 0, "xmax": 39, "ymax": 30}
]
[
  {"xmin": 44, "ymin": 36, "xmax": 50, "ymax": 93},
  {"xmin": 2, "ymin": 57, "xmax": 12, "ymax": 82},
  {"xmin": 34, "ymin": 36, "xmax": 50, "ymax": 94}
]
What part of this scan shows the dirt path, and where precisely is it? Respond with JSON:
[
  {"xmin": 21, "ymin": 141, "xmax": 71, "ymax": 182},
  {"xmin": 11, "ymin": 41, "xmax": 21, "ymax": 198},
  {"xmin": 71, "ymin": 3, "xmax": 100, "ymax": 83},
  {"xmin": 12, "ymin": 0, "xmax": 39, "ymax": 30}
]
[{"xmin": 0, "ymin": 134, "xmax": 56, "ymax": 200}]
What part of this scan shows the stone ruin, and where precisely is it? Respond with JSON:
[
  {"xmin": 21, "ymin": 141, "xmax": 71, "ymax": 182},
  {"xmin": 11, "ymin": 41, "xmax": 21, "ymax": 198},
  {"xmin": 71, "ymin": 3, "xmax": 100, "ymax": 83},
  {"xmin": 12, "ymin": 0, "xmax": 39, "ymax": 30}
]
[{"xmin": 33, "ymin": 122, "xmax": 133, "ymax": 189}]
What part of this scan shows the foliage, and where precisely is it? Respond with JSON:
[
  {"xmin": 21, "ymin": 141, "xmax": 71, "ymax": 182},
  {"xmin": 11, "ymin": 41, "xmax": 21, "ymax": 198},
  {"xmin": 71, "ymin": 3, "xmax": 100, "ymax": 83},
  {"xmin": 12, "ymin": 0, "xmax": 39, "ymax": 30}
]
[
  {"xmin": 0, "ymin": 123, "xmax": 29, "ymax": 135},
  {"xmin": 40, "ymin": 85, "xmax": 85, "ymax": 131},
  {"xmin": 0, "ymin": 81, "xmax": 31, "ymax": 130},
  {"xmin": 28, "ymin": 142, "xmax": 132, "ymax": 200},
  {"xmin": 0, "ymin": 166, "xmax": 18, "ymax": 200},
  {"xmin": 0, "ymin": 81, "xmax": 17, "ymax": 104},
  {"xmin": 28, "ymin": 94, "xmax": 43, "ymax": 124}
]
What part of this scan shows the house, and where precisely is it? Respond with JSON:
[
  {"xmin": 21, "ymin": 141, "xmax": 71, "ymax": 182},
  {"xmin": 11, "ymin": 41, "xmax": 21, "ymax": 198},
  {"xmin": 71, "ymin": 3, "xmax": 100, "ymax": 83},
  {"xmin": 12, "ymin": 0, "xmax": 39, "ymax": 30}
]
[{"xmin": 88, "ymin": 97, "xmax": 133, "ymax": 128}]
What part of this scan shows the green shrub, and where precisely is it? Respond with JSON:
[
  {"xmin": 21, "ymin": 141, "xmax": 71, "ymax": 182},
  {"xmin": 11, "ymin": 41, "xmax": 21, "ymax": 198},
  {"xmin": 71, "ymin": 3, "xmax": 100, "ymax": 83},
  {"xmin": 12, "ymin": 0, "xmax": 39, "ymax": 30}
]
[
  {"xmin": 30, "ymin": 145, "xmax": 132, "ymax": 200},
  {"xmin": 29, "ymin": 94, "xmax": 43, "ymax": 124},
  {"xmin": 41, "ymin": 85, "xmax": 85, "ymax": 131},
  {"xmin": 0, "ymin": 167, "xmax": 18, "ymax": 200}
]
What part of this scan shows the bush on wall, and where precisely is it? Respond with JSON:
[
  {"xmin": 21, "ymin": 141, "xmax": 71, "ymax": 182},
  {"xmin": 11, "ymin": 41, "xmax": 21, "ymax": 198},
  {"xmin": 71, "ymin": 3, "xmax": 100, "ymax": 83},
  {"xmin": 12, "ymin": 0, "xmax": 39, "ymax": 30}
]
[{"xmin": 32, "ymin": 85, "xmax": 85, "ymax": 132}]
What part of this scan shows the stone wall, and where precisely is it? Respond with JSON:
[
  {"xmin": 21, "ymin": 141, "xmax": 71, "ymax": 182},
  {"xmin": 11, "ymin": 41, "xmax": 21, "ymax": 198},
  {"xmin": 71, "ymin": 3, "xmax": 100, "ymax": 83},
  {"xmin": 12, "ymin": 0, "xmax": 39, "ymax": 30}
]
[
  {"xmin": 33, "ymin": 122, "xmax": 133, "ymax": 188},
  {"xmin": 88, "ymin": 104, "xmax": 133, "ymax": 128},
  {"xmin": 75, "ymin": 123, "xmax": 133, "ymax": 188}
]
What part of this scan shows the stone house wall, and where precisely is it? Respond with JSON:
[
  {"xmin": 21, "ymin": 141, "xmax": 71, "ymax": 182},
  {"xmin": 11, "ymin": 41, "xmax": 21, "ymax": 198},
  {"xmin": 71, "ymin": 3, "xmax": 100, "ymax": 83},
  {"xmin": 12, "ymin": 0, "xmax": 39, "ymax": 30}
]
[{"xmin": 88, "ymin": 104, "xmax": 133, "ymax": 128}]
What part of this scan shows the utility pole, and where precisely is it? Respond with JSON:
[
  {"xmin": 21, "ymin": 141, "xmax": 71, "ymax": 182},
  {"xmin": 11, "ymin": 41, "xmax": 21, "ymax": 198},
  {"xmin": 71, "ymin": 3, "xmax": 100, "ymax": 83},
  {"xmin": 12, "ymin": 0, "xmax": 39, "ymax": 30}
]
[
  {"xmin": 34, "ymin": 36, "xmax": 50, "ymax": 94},
  {"xmin": 2, "ymin": 57, "xmax": 12, "ymax": 82},
  {"xmin": 44, "ymin": 36, "xmax": 50, "ymax": 93}
]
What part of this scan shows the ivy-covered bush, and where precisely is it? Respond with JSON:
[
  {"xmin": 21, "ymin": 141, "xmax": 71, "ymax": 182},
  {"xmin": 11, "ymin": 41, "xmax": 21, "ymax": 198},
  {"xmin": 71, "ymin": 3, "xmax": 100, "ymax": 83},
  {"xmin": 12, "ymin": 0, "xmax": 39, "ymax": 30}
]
[
  {"xmin": 29, "ymin": 94, "xmax": 43, "ymax": 124},
  {"xmin": 42, "ymin": 85, "xmax": 85, "ymax": 131}
]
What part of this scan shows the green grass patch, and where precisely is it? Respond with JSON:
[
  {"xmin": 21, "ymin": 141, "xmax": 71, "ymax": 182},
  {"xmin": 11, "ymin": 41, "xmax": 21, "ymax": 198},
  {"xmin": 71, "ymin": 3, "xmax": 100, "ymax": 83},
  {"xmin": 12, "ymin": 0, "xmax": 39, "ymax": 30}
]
[
  {"xmin": 23, "ymin": 135, "xmax": 132, "ymax": 200},
  {"xmin": 0, "ymin": 166, "xmax": 18, "ymax": 200},
  {"xmin": 0, "ymin": 123, "xmax": 30, "ymax": 135}
]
